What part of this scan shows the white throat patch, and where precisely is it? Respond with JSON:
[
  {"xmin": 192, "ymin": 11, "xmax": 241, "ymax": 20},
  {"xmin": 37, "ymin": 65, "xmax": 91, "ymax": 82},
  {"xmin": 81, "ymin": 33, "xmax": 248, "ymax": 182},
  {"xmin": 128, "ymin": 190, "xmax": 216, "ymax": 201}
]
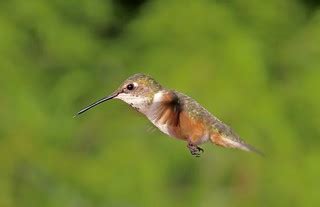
[{"xmin": 115, "ymin": 93, "xmax": 149, "ymax": 113}]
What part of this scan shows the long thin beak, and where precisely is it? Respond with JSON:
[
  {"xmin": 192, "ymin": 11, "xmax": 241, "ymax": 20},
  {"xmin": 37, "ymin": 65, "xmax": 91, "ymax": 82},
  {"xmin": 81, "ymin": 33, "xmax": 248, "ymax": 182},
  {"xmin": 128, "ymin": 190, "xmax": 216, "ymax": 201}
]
[{"xmin": 75, "ymin": 92, "xmax": 119, "ymax": 117}]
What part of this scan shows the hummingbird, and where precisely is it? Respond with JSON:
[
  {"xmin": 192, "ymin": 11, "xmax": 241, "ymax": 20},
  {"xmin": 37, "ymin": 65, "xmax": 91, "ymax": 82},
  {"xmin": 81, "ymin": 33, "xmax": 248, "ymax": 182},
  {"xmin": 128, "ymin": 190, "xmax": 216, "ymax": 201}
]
[{"xmin": 76, "ymin": 73, "xmax": 262, "ymax": 157}]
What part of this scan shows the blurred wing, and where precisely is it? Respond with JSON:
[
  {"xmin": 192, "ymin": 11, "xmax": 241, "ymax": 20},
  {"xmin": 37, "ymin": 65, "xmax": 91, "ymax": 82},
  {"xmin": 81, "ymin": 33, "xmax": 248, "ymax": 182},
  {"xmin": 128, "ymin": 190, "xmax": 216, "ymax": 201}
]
[{"xmin": 151, "ymin": 90, "xmax": 182, "ymax": 127}]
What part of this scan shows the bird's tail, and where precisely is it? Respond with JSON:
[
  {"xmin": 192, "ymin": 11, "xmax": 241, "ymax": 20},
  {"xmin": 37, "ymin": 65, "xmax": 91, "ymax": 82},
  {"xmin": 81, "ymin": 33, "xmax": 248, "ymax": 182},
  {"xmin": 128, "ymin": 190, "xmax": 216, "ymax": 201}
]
[{"xmin": 210, "ymin": 133, "xmax": 264, "ymax": 156}]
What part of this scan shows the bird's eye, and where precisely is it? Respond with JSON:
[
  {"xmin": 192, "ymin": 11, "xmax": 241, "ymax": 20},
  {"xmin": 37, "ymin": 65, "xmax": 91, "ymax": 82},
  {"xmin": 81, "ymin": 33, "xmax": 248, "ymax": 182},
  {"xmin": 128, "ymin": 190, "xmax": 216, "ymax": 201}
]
[{"xmin": 126, "ymin": 83, "xmax": 134, "ymax": 90}]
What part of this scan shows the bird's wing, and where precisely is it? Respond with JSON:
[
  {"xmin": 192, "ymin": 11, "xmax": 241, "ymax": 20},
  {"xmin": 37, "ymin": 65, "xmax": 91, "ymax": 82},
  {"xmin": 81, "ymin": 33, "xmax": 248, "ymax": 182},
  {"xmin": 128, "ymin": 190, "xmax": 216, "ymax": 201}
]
[{"xmin": 150, "ymin": 90, "xmax": 181, "ymax": 127}]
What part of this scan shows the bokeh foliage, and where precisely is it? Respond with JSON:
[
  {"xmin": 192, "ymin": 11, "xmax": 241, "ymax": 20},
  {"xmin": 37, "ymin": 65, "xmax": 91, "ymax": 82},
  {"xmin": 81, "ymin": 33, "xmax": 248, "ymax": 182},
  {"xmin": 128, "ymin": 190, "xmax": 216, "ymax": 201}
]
[{"xmin": 0, "ymin": 0, "xmax": 320, "ymax": 206}]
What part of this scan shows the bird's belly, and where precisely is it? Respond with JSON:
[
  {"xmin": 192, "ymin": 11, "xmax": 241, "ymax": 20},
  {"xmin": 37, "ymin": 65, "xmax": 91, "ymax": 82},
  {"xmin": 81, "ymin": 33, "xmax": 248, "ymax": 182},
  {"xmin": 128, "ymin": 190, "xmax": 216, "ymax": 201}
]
[
  {"xmin": 150, "ymin": 120, "xmax": 211, "ymax": 144},
  {"xmin": 150, "ymin": 120, "xmax": 186, "ymax": 140},
  {"xmin": 195, "ymin": 133, "xmax": 210, "ymax": 145},
  {"xmin": 151, "ymin": 120, "xmax": 171, "ymax": 136}
]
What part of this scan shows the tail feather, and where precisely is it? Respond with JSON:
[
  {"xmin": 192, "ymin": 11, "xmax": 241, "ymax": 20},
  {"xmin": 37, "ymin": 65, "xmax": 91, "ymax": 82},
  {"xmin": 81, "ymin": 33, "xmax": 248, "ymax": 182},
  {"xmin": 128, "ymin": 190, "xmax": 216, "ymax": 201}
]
[
  {"xmin": 224, "ymin": 138, "xmax": 264, "ymax": 156},
  {"xmin": 211, "ymin": 133, "xmax": 264, "ymax": 156}
]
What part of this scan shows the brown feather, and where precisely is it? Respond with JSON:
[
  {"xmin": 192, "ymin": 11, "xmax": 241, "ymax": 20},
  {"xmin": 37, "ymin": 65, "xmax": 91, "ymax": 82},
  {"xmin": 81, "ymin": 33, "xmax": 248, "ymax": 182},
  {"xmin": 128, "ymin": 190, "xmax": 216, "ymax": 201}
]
[
  {"xmin": 178, "ymin": 111, "xmax": 207, "ymax": 144},
  {"xmin": 153, "ymin": 91, "xmax": 181, "ymax": 127}
]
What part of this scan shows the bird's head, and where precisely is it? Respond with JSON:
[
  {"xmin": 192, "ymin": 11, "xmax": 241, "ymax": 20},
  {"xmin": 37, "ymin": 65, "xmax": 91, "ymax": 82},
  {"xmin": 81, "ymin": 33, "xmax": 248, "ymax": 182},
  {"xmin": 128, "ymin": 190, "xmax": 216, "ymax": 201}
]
[{"xmin": 76, "ymin": 73, "xmax": 163, "ymax": 116}]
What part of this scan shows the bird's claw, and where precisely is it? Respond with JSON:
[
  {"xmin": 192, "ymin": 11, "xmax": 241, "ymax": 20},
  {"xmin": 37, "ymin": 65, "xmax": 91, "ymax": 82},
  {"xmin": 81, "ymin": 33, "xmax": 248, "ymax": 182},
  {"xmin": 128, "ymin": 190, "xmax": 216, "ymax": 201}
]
[{"xmin": 187, "ymin": 143, "xmax": 204, "ymax": 157}]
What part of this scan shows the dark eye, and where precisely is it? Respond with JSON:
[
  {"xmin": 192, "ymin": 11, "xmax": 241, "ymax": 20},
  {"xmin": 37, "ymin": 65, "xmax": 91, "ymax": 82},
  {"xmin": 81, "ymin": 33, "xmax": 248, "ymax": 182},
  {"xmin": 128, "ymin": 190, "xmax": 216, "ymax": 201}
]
[{"xmin": 126, "ymin": 83, "xmax": 134, "ymax": 90}]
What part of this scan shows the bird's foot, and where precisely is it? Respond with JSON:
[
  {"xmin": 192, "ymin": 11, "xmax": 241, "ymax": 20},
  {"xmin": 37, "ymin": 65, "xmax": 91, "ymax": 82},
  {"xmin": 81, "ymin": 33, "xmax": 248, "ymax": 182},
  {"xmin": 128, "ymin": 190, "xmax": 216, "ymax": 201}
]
[{"xmin": 187, "ymin": 143, "xmax": 204, "ymax": 157}]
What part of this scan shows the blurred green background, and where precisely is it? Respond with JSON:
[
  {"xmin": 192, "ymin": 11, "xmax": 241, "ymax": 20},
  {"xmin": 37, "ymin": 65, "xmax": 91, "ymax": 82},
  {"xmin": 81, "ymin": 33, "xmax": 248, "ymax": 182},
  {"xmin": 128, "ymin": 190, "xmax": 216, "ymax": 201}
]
[{"xmin": 1, "ymin": 0, "xmax": 320, "ymax": 206}]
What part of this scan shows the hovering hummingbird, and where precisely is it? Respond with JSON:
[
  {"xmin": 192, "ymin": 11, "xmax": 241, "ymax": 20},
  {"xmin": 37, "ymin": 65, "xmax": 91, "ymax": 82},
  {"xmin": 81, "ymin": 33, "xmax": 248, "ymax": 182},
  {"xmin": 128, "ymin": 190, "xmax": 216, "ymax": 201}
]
[{"xmin": 76, "ymin": 73, "xmax": 262, "ymax": 157}]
